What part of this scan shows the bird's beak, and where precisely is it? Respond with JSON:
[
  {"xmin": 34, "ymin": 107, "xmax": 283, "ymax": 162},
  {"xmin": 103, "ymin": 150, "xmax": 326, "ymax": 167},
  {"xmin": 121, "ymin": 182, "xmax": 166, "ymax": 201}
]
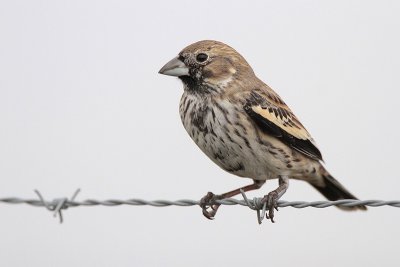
[{"xmin": 158, "ymin": 56, "xmax": 189, "ymax": 77}]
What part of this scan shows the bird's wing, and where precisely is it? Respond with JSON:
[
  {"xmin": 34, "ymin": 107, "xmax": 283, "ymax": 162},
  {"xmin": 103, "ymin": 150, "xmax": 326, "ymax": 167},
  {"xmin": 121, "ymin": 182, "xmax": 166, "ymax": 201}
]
[{"xmin": 244, "ymin": 90, "xmax": 322, "ymax": 161}]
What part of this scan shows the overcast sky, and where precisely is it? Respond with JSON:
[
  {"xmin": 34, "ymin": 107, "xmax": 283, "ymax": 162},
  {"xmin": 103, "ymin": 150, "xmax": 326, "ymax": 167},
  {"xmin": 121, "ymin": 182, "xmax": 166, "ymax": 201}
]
[{"xmin": 0, "ymin": 1, "xmax": 399, "ymax": 266}]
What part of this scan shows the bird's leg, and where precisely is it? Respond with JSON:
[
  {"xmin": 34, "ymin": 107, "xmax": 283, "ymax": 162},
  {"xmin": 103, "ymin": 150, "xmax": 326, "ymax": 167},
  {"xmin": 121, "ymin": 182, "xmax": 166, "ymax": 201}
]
[
  {"xmin": 260, "ymin": 175, "xmax": 289, "ymax": 223},
  {"xmin": 200, "ymin": 180, "xmax": 265, "ymax": 220}
]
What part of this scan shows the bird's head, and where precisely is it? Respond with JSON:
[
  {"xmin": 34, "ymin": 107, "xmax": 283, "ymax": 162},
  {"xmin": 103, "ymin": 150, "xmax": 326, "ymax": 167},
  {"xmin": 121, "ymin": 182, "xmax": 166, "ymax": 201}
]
[{"xmin": 159, "ymin": 40, "xmax": 255, "ymax": 94}]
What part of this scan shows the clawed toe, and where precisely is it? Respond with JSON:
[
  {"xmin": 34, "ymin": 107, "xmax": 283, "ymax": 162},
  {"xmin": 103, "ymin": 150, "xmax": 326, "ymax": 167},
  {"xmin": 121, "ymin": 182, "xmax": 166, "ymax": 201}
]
[
  {"xmin": 199, "ymin": 192, "xmax": 222, "ymax": 220},
  {"xmin": 261, "ymin": 191, "xmax": 279, "ymax": 223}
]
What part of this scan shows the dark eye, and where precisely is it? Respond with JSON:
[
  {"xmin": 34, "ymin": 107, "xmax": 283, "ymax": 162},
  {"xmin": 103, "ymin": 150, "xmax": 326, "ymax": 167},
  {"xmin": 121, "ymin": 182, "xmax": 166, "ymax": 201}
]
[{"xmin": 196, "ymin": 53, "xmax": 208, "ymax": 63}]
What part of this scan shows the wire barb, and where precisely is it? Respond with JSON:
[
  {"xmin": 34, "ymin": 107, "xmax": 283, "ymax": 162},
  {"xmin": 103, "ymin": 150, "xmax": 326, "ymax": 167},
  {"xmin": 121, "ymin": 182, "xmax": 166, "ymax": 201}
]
[
  {"xmin": 239, "ymin": 189, "xmax": 267, "ymax": 224},
  {"xmin": 34, "ymin": 189, "xmax": 81, "ymax": 223},
  {"xmin": 0, "ymin": 189, "xmax": 399, "ymax": 224}
]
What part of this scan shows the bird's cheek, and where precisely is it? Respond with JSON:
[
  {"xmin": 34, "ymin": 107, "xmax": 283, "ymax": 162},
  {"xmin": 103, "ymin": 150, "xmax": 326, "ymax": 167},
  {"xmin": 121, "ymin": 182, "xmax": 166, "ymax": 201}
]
[
  {"xmin": 202, "ymin": 68, "xmax": 214, "ymax": 80},
  {"xmin": 203, "ymin": 65, "xmax": 236, "ymax": 86},
  {"xmin": 204, "ymin": 61, "xmax": 236, "ymax": 77}
]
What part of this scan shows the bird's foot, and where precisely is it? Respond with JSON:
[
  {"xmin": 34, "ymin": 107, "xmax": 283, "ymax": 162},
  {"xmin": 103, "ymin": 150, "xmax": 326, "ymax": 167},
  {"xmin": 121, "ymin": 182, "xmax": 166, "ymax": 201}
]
[
  {"xmin": 199, "ymin": 192, "xmax": 223, "ymax": 220},
  {"xmin": 260, "ymin": 190, "xmax": 280, "ymax": 223}
]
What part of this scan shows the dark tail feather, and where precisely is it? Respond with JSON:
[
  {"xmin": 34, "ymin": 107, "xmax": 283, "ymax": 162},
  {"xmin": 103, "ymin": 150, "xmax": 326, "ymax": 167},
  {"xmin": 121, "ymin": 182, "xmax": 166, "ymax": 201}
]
[{"xmin": 311, "ymin": 174, "xmax": 367, "ymax": 211}]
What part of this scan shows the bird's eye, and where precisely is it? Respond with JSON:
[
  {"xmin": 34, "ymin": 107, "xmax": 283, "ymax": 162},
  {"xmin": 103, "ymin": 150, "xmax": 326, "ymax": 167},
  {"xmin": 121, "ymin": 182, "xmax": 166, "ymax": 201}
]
[{"xmin": 196, "ymin": 53, "xmax": 208, "ymax": 63}]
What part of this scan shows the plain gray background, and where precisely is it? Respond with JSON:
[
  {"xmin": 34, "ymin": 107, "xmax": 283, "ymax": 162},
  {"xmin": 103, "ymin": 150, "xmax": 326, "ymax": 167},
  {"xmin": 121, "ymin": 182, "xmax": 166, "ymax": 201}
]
[{"xmin": 0, "ymin": 0, "xmax": 399, "ymax": 266}]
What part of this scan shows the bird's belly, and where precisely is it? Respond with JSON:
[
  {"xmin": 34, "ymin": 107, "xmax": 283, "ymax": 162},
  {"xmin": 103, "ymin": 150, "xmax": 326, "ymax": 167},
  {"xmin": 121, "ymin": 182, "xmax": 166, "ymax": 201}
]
[{"xmin": 179, "ymin": 95, "xmax": 298, "ymax": 180}]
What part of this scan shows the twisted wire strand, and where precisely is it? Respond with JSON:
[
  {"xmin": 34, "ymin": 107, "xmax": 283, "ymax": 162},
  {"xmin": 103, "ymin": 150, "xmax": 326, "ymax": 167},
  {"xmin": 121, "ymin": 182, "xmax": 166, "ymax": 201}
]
[
  {"xmin": 3, "ymin": 197, "xmax": 400, "ymax": 208},
  {"xmin": 0, "ymin": 189, "xmax": 399, "ymax": 223}
]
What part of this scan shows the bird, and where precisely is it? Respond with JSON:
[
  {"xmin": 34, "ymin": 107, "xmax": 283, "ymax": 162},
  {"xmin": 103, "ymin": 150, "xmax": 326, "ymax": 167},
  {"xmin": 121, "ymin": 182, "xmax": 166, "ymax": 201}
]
[{"xmin": 158, "ymin": 40, "xmax": 366, "ymax": 222}]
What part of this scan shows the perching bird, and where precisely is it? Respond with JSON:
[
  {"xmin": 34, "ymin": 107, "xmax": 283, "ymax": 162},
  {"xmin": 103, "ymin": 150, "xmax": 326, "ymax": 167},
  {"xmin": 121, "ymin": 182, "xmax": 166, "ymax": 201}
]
[{"xmin": 159, "ymin": 40, "xmax": 366, "ymax": 222}]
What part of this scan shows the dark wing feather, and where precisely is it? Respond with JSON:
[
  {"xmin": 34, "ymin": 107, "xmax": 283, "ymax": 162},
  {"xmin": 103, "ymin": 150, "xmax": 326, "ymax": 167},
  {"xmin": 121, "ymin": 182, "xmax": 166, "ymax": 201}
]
[{"xmin": 244, "ymin": 91, "xmax": 322, "ymax": 161}]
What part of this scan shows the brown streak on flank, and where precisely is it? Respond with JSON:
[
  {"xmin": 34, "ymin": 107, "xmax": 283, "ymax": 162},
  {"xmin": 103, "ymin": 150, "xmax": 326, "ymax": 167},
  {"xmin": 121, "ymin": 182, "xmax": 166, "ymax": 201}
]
[
  {"xmin": 214, "ymin": 101, "xmax": 232, "ymax": 124},
  {"xmin": 269, "ymin": 150, "xmax": 277, "ymax": 155},
  {"xmin": 225, "ymin": 132, "xmax": 234, "ymax": 143},
  {"xmin": 210, "ymin": 127, "xmax": 217, "ymax": 137},
  {"xmin": 211, "ymin": 108, "xmax": 216, "ymax": 122},
  {"xmin": 235, "ymin": 122, "xmax": 247, "ymax": 134},
  {"xmin": 233, "ymin": 128, "xmax": 252, "ymax": 149},
  {"xmin": 225, "ymin": 162, "xmax": 245, "ymax": 172}
]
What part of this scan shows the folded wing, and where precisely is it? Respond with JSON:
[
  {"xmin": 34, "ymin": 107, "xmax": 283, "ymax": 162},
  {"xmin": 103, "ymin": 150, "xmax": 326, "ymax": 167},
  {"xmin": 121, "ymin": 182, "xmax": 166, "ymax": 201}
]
[{"xmin": 244, "ymin": 91, "xmax": 322, "ymax": 161}]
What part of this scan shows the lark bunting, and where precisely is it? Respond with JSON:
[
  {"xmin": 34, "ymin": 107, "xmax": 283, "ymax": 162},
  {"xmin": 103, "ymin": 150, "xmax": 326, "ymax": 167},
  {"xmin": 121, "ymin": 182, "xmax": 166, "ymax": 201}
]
[{"xmin": 159, "ymin": 40, "xmax": 366, "ymax": 222}]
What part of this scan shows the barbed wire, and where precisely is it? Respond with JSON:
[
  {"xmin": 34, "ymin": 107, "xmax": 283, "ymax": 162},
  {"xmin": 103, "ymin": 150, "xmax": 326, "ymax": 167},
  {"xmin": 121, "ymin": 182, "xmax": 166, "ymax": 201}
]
[{"xmin": 0, "ymin": 189, "xmax": 399, "ymax": 224}]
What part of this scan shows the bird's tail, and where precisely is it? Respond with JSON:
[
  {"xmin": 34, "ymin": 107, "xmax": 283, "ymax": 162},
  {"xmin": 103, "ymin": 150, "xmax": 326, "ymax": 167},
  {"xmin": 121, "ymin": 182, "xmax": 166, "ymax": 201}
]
[{"xmin": 310, "ymin": 172, "xmax": 367, "ymax": 211}]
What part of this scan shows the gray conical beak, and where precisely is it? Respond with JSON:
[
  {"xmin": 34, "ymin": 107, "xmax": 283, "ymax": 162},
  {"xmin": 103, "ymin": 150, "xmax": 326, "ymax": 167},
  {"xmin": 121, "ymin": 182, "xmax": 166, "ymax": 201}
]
[{"xmin": 158, "ymin": 56, "xmax": 189, "ymax": 77}]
